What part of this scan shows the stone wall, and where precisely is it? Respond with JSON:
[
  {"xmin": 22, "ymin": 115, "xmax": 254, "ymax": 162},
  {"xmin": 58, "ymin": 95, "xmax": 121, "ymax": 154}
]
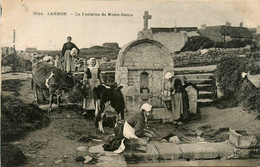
[
  {"xmin": 100, "ymin": 47, "xmax": 257, "ymax": 70},
  {"xmin": 173, "ymin": 47, "xmax": 254, "ymax": 67},
  {"xmin": 152, "ymin": 32, "xmax": 188, "ymax": 53}
]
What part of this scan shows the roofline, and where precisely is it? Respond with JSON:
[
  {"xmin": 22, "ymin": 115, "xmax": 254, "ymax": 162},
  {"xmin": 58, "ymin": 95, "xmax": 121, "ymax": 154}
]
[
  {"xmin": 201, "ymin": 25, "xmax": 250, "ymax": 29},
  {"xmin": 151, "ymin": 27, "xmax": 199, "ymax": 29}
]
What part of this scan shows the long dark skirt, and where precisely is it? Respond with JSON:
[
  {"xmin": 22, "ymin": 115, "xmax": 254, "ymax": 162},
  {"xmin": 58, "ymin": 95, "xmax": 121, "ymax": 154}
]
[{"xmin": 103, "ymin": 122, "xmax": 124, "ymax": 151}]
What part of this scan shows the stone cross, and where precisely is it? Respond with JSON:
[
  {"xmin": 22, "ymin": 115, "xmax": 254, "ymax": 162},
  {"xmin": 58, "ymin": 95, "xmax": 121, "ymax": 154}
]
[{"xmin": 143, "ymin": 11, "xmax": 152, "ymax": 30}]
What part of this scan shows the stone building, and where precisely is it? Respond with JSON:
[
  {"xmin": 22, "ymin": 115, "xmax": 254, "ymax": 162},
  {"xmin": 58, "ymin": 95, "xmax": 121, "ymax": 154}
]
[
  {"xmin": 115, "ymin": 39, "xmax": 174, "ymax": 119},
  {"xmin": 115, "ymin": 11, "xmax": 174, "ymax": 120},
  {"xmin": 151, "ymin": 27, "xmax": 200, "ymax": 53},
  {"xmin": 199, "ymin": 22, "xmax": 253, "ymax": 42},
  {"xmin": 138, "ymin": 26, "xmax": 200, "ymax": 53},
  {"xmin": 253, "ymin": 25, "xmax": 260, "ymax": 48},
  {"xmin": 136, "ymin": 11, "xmax": 200, "ymax": 53}
]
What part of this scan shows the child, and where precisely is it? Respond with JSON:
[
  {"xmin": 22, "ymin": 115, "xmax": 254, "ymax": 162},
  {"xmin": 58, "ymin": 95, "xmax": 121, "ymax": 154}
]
[{"xmin": 54, "ymin": 54, "xmax": 63, "ymax": 70}]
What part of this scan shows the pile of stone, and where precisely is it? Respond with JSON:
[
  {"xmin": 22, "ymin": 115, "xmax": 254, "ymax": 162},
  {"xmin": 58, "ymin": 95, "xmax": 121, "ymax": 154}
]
[{"xmin": 174, "ymin": 47, "xmax": 254, "ymax": 67}]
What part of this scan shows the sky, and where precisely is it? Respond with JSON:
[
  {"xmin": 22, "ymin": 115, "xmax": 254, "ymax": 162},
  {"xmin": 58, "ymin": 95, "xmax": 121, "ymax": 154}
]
[{"xmin": 1, "ymin": 0, "xmax": 260, "ymax": 50}]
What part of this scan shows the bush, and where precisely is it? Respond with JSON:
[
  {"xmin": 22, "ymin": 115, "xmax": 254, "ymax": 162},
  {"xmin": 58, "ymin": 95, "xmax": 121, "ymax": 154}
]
[
  {"xmin": 1, "ymin": 95, "xmax": 50, "ymax": 141},
  {"xmin": 216, "ymin": 56, "xmax": 260, "ymax": 112},
  {"xmin": 216, "ymin": 57, "xmax": 249, "ymax": 99},
  {"xmin": 240, "ymin": 78, "xmax": 260, "ymax": 111},
  {"xmin": 1, "ymin": 144, "xmax": 26, "ymax": 167},
  {"xmin": 181, "ymin": 36, "xmax": 214, "ymax": 52},
  {"xmin": 225, "ymin": 39, "xmax": 252, "ymax": 48}
]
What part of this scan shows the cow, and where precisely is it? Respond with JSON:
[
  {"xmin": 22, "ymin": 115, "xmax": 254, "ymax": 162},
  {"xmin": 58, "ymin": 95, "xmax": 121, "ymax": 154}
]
[
  {"xmin": 32, "ymin": 61, "xmax": 88, "ymax": 115},
  {"xmin": 93, "ymin": 84, "xmax": 125, "ymax": 133}
]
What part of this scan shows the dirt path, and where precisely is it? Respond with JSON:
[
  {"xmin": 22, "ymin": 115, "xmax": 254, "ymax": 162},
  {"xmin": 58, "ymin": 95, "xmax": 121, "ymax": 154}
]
[
  {"xmin": 3, "ymin": 76, "xmax": 114, "ymax": 167},
  {"xmin": 14, "ymin": 109, "xmax": 113, "ymax": 167},
  {"xmin": 198, "ymin": 106, "xmax": 260, "ymax": 136}
]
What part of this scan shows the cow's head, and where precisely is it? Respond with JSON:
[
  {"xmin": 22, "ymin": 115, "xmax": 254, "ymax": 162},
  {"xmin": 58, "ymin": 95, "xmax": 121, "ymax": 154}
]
[
  {"xmin": 111, "ymin": 83, "xmax": 123, "ymax": 92},
  {"xmin": 71, "ymin": 77, "xmax": 90, "ymax": 98}
]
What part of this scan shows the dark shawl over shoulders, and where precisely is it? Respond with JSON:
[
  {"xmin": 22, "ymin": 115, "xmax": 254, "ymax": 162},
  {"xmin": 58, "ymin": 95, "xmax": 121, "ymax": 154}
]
[{"xmin": 85, "ymin": 68, "xmax": 101, "ymax": 80}]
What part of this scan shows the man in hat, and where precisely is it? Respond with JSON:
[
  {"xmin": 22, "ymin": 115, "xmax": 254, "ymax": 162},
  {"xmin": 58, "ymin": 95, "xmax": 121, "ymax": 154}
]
[{"xmin": 61, "ymin": 36, "xmax": 80, "ymax": 73}]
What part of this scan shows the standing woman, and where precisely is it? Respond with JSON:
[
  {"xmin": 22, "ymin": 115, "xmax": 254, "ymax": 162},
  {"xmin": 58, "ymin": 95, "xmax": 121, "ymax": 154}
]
[
  {"xmin": 61, "ymin": 36, "xmax": 80, "ymax": 73},
  {"xmin": 82, "ymin": 58, "xmax": 102, "ymax": 110},
  {"xmin": 171, "ymin": 78, "xmax": 190, "ymax": 125}
]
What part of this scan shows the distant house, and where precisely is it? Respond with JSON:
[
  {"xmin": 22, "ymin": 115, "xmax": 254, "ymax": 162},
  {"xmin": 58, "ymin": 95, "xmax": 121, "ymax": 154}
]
[
  {"xmin": 25, "ymin": 48, "xmax": 37, "ymax": 53},
  {"xmin": 200, "ymin": 23, "xmax": 253, "ymax": 42},
  {"xmin": 1, "ymin": 47, "xmax": 15, "ymax": 56}
]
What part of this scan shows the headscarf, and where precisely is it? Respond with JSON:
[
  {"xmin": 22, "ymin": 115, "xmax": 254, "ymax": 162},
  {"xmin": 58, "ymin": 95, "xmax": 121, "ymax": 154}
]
[
  {"xmin": 87, "ymin": 57, "xmax": 99, "ymax": 70},
  {"xmin": 165, "ymin": 72, "xmax": 174, "ymax": 80},
  {"xmin": 42, "ymin": 56, "xmax": 54, "ymax": 64},
  {"xmin": 70, "ymin": 48, "xmax": 78, "ymax": 57},
  {"xmin": 141, "ymin": 103, "xmax": 153, "ymax": 112}
]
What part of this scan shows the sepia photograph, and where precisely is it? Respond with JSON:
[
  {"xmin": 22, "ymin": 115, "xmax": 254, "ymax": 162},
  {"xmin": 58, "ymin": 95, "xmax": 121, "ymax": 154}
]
[{"xmin": 1, "ymin": 0, "xmax": 260, "ymax": 166}]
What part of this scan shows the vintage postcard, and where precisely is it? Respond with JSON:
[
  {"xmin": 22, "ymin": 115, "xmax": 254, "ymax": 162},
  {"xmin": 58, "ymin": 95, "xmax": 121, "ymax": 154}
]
[{"xmin": 1, "ymin": 0, "xmax": 260, "ymax": 166}]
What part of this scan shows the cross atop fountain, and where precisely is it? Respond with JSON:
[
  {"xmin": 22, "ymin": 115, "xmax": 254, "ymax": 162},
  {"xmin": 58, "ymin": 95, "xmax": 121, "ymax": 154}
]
[{"xmin": 143, "ymin": 11, "xmax": 152, "ymax": 30}]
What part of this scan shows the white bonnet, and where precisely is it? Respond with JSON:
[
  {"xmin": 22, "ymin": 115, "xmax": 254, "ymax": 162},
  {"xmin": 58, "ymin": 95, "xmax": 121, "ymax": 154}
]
[
  {"xmin": 141, "ymin": 103, "xmax": 153, "ymax": 111},
  {"xmin": 165, "ymin": 72, "xmax": 174, "ymax": 79}
]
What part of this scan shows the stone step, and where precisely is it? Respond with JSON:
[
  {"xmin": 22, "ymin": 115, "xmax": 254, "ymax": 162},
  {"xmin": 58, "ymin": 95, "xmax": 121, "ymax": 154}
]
[
  {"xmin": 198, "ymin": 91, "xmax": 214, "ymax": 99},
  {"xmin": 196, "ymin": 84, "xmax": 214, "ymax": 91},
  {"xmin": 176, "ymin": 73, "xmax": 214, "ymax": 80},
  {"xmin": 124, "ymin": 142, "xmax": 234, "ymax": 162},
  {"xmin": 174, "ymin": 65, "xmax": 217, "ymax": 75},
  {"xmin": 188, "ymin": 79, "xmax": 213, "ymax": 84},
  {"xmin": 179, "ymin": 142, "xmax": 234, "ymax": 160},
  {"xmin": 197, "ymin": 99, "xmax": 214, "ymax": 103},
  {"xmin": 197, "ymin": 99, "xmax": 214, "ymax": 107}
]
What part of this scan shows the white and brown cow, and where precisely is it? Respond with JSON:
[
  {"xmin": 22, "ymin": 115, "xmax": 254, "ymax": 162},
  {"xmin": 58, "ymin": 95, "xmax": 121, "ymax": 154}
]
[
  {"xmin": 32, "ymin": 61, "xmax": 88, "ymax": 115},
  {"xmin": 93, "ymin": 84, "xmax": 126, "ymax": 133}
]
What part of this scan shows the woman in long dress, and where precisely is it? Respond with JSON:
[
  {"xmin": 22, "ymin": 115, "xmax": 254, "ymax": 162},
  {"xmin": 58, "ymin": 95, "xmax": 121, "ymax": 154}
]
[
  {"xmin": 82, "ymin": 58, "xmax": 102, "ymax": 110},
  {"xmin": 171, "ymin": 78, "xmax": 190, "ymax": 125}
]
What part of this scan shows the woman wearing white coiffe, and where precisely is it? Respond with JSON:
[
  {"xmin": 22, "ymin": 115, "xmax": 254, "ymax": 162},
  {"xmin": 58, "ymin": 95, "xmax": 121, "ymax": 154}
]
[
  {"xmin": 162, "ymin": 72, "xmax": 175, "ymax": 122},
  {"xmin": 114, "ymin": 103, "xmax": 155, "ymax": 153},
  {"xmin": 82, "ymin": 58, "xmax": 102, "ymax": 110}
]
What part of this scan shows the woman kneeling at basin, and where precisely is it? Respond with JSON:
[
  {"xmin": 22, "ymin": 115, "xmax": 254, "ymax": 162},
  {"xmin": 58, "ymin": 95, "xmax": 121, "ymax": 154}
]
[{"xmin": 103, "ymin": 103, "xmax": 155, "ymax": 153}]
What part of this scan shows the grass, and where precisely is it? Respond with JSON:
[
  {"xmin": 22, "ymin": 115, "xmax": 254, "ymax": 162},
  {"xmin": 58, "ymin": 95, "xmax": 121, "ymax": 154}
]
[{"xmin": 1, "ymin": 79, "xmax": 50, "ymax": 167}]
